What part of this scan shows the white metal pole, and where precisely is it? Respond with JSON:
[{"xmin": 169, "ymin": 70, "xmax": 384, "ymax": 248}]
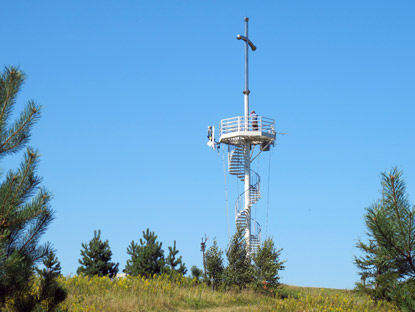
[
  {"xmin": 243, "ymin": 17, "xmax": 251, "ymax": 251},
  {"xmin": 237, "ymin": 16, "xmax": 256, "ymax": 252},
  {"xmin": 244, "ymin": 141, "xmax": 251, "ymax": 250},
  {"xmin": 244, "ymin": 17, "xmax": 249, "ymax": 120}
]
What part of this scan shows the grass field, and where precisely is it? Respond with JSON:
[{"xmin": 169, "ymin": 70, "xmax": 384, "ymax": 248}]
[{"xmin": 55, "ymin": 275, "xmax": 399, "ymax": 312}]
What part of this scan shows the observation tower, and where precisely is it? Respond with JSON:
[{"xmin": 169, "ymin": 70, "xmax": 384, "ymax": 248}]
[{"xmin": 207, "ymin": 17, "xmax": 277, "ymax": 254}]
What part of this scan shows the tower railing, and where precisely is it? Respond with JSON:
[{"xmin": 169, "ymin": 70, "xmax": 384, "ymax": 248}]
[
  {"xmin": 234, "ymin": 169, "xmax": 262, "ymax": 253},
  {"xmin": 251, "ymin": 220, "xmax": 261, "ymax": 254},
  {"xmin": 220, "ymin": 116, "xmax": 275, "ymax": 136}
]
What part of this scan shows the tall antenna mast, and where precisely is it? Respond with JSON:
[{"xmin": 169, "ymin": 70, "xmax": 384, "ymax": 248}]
[
  {"xmin": 237, "ymin": 17, "xmax": 256, "ymax": 120},
  {"xmin": 207, "ymin": 17, "xmax": 276, "ymax": 255}
]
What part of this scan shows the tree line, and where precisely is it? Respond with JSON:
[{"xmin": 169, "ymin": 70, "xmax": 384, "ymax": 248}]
[
  {"xmin": 76, "ymin": 228, "xmax": 187, "ymax": 278},
  {"xmin": 75, "ymin": 226, "xmax": 285, "ymax": 294},
  {"xmin": 203, "ymin": 229, "xmax": 284, "ymax": 293}
]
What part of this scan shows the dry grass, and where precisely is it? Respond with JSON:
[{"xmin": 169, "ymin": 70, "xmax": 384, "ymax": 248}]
[{"xmin": 57, "ymin": 275, "xmax": 399, "ymax": 312}]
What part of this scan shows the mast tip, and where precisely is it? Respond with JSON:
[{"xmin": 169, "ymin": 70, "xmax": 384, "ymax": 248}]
[{"xmin": 244, "ymin": 17, "xmax": 249, "ymax": 22}]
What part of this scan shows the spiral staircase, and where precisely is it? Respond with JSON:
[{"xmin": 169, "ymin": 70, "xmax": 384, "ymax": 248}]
[{"xmin": 228, "ymin": 144, "xmax": 262, "ymax": 254}]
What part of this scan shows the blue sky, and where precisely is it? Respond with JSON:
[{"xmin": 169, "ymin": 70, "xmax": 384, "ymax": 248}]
[{"xmin": 1, "ymin": 0, "xmax": 414, "ymax": 289}]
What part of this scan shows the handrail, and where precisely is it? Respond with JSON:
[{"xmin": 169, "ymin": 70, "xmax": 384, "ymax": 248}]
[
  {"xmin": 235, "ymin": 169, "xmax": 261, "ymax": 216},
  {"xmin": 233, "ymin": 166, "xmax": 262, "ymax": 253},
  {"xmin": 220, "ymin": 116, "xmax": 276, "ymax": 137},
  {"xmin": 253, "ymin": 220, "xmax": 261, "ymax": 238}
]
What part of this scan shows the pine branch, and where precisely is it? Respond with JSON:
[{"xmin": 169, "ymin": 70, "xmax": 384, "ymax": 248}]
[
  {"xmin": 6, "ymin": 190, "xmax": 51, "ymax": 254},
  {"xmin": 0, "ymin": 171, "xmax": 16, "ymax": 222},
  {"xmin": 0, "ymin": 67, "xmax": 25, "ymax": 134},
  {"xmin": 0, "ymin": 149, "xmax": 41, "ymax": 237},
  {"xmin": 389, "ymin": 174, "xmax": 407, "ymax": 248},
  {"xmin": 0, "ymin": 102, "xmax": 40, "ymax": 156},
  {"xmin": 8, "ymin": 149, "xmax": 39, "ymax": 205},
  {"xmin": 373, "ymin": 211, "xmax": 415, "ymax": 275},
  {"xmin": 18, "ymin": 209, "xmax": 52, "ymax": 257}
]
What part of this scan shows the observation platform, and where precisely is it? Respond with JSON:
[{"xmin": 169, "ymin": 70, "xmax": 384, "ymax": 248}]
[{"xmin": 219, "ymin": 116, "xmax": 276, "ymax": 146}]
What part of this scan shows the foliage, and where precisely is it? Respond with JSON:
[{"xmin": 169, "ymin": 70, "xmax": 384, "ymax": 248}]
[
  {"xmin": 0, "ymin": 66, "xmax": 55, "ymax": 310},
  {"xmin": 125, "ymin": 228, "xmax": 165, "ymax": 277},
  {"xmin": 252, "ymin": 238, "xmax": 285, "ymax": 294},
  {"xmin": 224, "ymin": 228, "xmax": 253, "ymax": 289},
  {"xmin": 205, "ymin": 239, "xmax": 224, "ymax": 290},
  {"xmin": 165, "ymin": 240, "xmax": 187, "ymax": 275},
  {"xmin": 389, "ymin": 279, "xmax": 415, "ymax": 312},
  {"xmin": 43, "ymin": 275, "xmax": 399, "ymax": 312},
  {"xmin": 35, "ymin": 251, "xmax": 67, "ymax": 311},
  {"xmin": 77, "ymin": 230, "xmax": 119, "ymax": 278},
  {"xmin": 355, "ymin": 239, "xmax": 399, "ymax": 301},
  {"xmin": 190, "ymin": 265, "xmax": 203, "ymax": 282},
  {"xmin": 355, "ymin": 168, "xmax": 415, "ymax": 309}
]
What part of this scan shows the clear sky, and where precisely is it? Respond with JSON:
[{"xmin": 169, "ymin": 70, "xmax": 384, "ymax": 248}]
[{"xmin": 1, "ymin": 0, "xmax": 414, "ymax": 289}]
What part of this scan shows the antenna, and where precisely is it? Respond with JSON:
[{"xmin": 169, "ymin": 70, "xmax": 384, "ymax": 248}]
[{"xmin": 236, "ymin": 17, "xmax": 256, "ymax": 119}]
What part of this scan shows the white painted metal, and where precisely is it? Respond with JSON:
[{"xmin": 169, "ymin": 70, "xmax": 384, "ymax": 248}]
[
  {"xmin": 219, "ymin": 116, "xmax": 276, "ymax": 143},
  {"xmin": 229, "ymin": 144, "xmax": 263, "ymax": 253},
  {"xmin": 208, "ymin": 17, "xmax": 276, "ymax": 255},
  {"xmin": 242, "ymin": 17, "xmax": 252, "ymax": 252},
  {"xmin": 244, "ymin": 140, "xmax": 251, "ymax": 250}
]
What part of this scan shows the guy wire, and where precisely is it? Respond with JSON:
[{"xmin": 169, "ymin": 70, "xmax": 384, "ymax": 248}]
[
  {"xmin": 266, "ymin": 148, "xmax": 272, "ymax": 238},
  {"xmin": 222, "ymin": 147, "xmax": 230, "ymax": 239}
]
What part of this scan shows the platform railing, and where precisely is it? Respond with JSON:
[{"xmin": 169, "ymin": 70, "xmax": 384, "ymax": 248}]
[{"xmin": 220, "ymin": 116, "xmax": 275, "ymax": 137}]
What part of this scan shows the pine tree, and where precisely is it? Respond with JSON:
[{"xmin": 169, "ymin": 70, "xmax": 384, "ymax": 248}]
[
  {"xmin": 190, "ymin": 265, "xmax": 203, "ymax": 282},
  {"xmin": 252, "ymin": 238, "xmax": 285, "ymax": 294},
  {"xmin": 166, "ymin": 240, "xmax": 187, "ymax": 275},
  {"xmin": 77, "ymin": 230, "xmax": 119, "ymax": 278},
  {"xmin": 355, "ymin": 168, "xmax": 415, "ymax": 309},
  {"xmin": 0, "ymin": 66, "xmax": 55, "ymax": 308},
  {"xmin": 36, "ymin": 251, "xmax": 67, "ymax": 311},
  {"xmin": 205, "ymin": 239, "xmax": 224, "ymax": 290},
  {"xmin": 224, "ymin": 228, "xmax": 253, "ymax": 289},
  {"xmin": 125, "ymin": 228, "xmax": 165, "ymax": 277},
  {"xmin": 355, "ymin": 239, "xmax": 399, "ymax": 301}
]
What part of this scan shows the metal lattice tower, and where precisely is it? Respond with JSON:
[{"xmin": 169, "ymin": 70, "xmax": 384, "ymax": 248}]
[{"xmin": 207, "ymin": 17, "xmax": 276, "ymax": 254}]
